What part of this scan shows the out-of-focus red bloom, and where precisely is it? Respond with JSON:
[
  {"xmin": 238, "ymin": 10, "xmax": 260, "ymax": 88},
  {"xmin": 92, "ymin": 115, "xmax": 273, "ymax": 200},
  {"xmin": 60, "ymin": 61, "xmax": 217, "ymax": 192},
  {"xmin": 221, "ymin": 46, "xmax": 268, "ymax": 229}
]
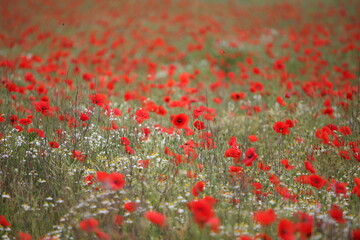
[
  {"xmin": 231, "ymin": 92, "xmax": 246, "ymax": 101},
  {"xmin": 331, "ymin": 181, "xmax": 348, "ymax": 196},
  {"xmin": 243, "ymin": 148, "xmax": 258, "ymax": 166},
  {"xmin": 308, "ymin": 174, "xmax": 326, "ymax": 189},
  {"xmin": 49, "ymin": 141, "xmax": 59, "ymax": 148},
  {"xmin": 194, "ymin": 120, "xmax": 206, "ymax": 130},
  {"xmin": 72, "ymin": 150, "xmax": 86, "ymax": 162},
  {"xmin": 278, "ymin": 219, "xmax": 295, "ymax": 240},
  {"xmin": 273, "ymin": 121, "xmax": 290, "ymax": 135},
  {"xmin": 352, "ymin": 178, "xmax": 360, "ymax": 196},
  {"xmin": 0, "ymin": 215, "xmax": 10, "ymax": 227},
  {"xmin": 280, "ymin": 159, "xmax": 294, "ymax": 170},
  {"xmin": 33, "ymin": 101, "xmax": 51, "ymax": 115},
  {"xmin": 250, "ymin": 82, "xmax": 263, "ymax": 92},
  {"xmin": 124, "ymin": 202, "xmax": 138, "ymax": 212},
  {"xmin": 108, "ymin": 173, "xmax": 125, "ymax": 190},
  {"xmin": 138, "ymin": 159, "xmax": 150, "ymax": 168},
  {"xmin": 248, "ymin": 135, "xmax": 258, "ymax": 142},
  {"xmin": 352, "ymin": 229, "xmax": 360, "ymax": 240},
  {"xmin": 89, "ymin": 94, "xmax": 107, "ymax": 107},
  {"xmin": 96, "ymin": 171, "xmax": 125, "ymax": 190},
  {"xmin": 144, "ymin": 211, "xmax": 166, "ymax": 227},
  {"xmin": 84, "ymin": 174, "xmax": 95, "ymax": 185},
  {"xmin": 120, "ymin": 137, "xmax": 130, "ymax": 146},
  {"xmin": 94, "ymin": 229, "xmax": 111, "ymax": 240},
  {"xmin": 80, "ymin": 113, "xmax": 90, "ymax": 121},
  {"xmin": 79, "ymin": 218, "xmax": 99, "ymax": 232},
  {"xmin": 229, "ymin": 166, "xmax": 243, "ymax": 175},
  {"xmin": 277, "ymin": 96, "xmax": 287, "ymax": 106},
  {"xmin": 171, "ymin": 113, "xmax": 189, "ymax": 129},
  {"xmin": 206, "ymin": 217, "xmax": 221, "ymax": 232},
  {"xmin": 14, "ymin": 125, "xmax": 24, "ymax": 132},
  {"xmin": 227, "ymin": 136, "xmax": 239, "ymax": 148},
  {"xmin": 19, "ymin": 118, "xmax": 32, "ymax": 125},
  {"xmin": 239, "ymin": 235, "xmax": 253, "ymax": 240},
  {"xmin": 253, "ymin": 209, "xmax": 277, "ymax": 226},
  {"xmin": 339, "ymin": 126, "xmax": 352, "ymax": 136},
  {"xmin": 187, "ymin": 197, "xmax": 215, "ymax": 227},
  {"xmin": 135, "ymin": 108, "xmax": 149, "ymax": 124},
  {"xmin": 192, "ymin": 181, "xmax": 205, "ymax": 196},
  {"xmin": 16, "ymin": 232, "xmax": 32, "ymax": 240},
  {"xmin": 322, "ymin": 107, "xmax": 334, "ymax": 117},
  {"xmin": 293, "ymin": 211, "xmax": 313, "ymax": 239},
  {"xmin": 254, "ymin": 233, "xmax": 271, "ymax": 240},
  {"xmin": 328, "ymin": 205, "xmax": 346, "ymax": 223},
  {"xmin": 224, "ymin": 147, "xmax": 242, "ymax": 159},
  {"xmin": 125, "ymin": 146, "xmax": 135, "ymax": 154},
  {"xmin": 304, "ymin": 161, "xmax": 316, "ymax": 174},
  {"xmin": 285, "ymin": 119, "xmax": 295, "ymax": 128},
  {"xmin": 114, "ymin": 215, "xmax": 124, "ymax": 225}
]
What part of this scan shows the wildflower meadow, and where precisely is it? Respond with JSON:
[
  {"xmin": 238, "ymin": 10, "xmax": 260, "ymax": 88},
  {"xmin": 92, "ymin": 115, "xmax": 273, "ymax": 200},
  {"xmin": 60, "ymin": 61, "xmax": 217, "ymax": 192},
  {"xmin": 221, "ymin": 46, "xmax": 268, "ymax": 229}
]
[{"xmin": 0, "ymin": 0, "xmax": 359, "ymax": 239}]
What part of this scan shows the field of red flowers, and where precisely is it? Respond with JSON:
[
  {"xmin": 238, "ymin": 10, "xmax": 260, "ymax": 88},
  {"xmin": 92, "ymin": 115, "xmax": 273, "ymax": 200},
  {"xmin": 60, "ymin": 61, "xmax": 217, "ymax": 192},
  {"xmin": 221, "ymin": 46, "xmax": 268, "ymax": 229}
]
[{"xmin": 0, "ymin": 0, "xmax": 359, "ymax": 239}]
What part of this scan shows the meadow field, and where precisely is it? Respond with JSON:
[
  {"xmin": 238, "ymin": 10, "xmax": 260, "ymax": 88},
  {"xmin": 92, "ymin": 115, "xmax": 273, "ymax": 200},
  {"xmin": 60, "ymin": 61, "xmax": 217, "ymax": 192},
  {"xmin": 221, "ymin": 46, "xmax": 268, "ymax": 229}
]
[{"xmin": 0, "ymin": 0, "xmax": 359, "ymax": 239}]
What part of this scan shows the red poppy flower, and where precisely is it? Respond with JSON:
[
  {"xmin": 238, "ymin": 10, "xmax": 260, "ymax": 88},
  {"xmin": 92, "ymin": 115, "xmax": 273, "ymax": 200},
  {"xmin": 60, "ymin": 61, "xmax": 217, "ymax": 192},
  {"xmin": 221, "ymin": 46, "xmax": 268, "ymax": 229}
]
[
  {"xmin": 273, "ymin": 121, "xmax": 290, "ymax": 135},
  {"xmin": 224, "ymin": 148, "xmax": 242, "ymax": 158},
  {"xmin": 144, "ymin": 211, "xmax": 166, "ymax": 227},
  {"xmin": 239, "ymin": 235, "xmax": 253, "ymax": 240},
  {"xmin": 352, "ymin": 229, "xmax": 360, "ymax": 240},
  {"xmin": 253, "ymin": 209, "xmax": 277, "ymax": 226},
  {"xmin": 94, "ymin": 229, "xmax": 111, "ymax": 240},
  {"xmin": 328, "ymin": 205, "xmax": 346, "ymax": 223},
  {"xmin": 114, "ymin": 215, "xmax": 124, "ymax": 225},
  {"xmin": 124, "ymin": 202, "xmax": 138, "ymax": 212},
  {"xmin": 79, "ymin": 218, "xmax": 99, "ymax": 232},
  {"xmin": 171, "ymin": 113, "xmax": 189, "ymax": 129},
  {"xmin": 304, "ymin": 161, "xmax": 316, "ymax": 174},
  {"xmin": 332, "ymin": 181, "xmax": 348, "ymax": 196},
  {"xmin": 89, "ymin": 94, "xmax": 107, "ymax": 107},
  {"xmin": 125, "ymin": 146, "xmax": 135, "ymax": 154},
  {"xmin": 80, "ymin": 113, "xmax": 90, "ymax": 121},
  {"xmin": 206, "ymin": 217, "xmax": 221, "ymax": 232},
  {"xmin": 192, "ymin": 181, "xmax": 205, "ymax": 196},
  {"xmin": 248, "ymin": 135, "xmax": 258, "ymax": 142},
  {"xmin": 14, "ymin": 125, "xmax": 24, "ymax": 132},
  {"xmin": 285, "ymin": 119, "xmax": 295, "ymax": 128},
  {"xmin": 120, "ymin": 137, "xmax": 131, "ymax": 146},
  {"xmin": 231, "ymin": 92, "xmax": 246, "ymax": 101},
  {"xmin": 308, "ymin": 174, "xmax": 326, "ymax": 189},
  {"xmin": 96, "ymin": 171, "xmax": 125, "ymax": 190},
  {"xmin": 0, "ymin": 215, "xmax": 10, "ymax": 227},
  {"xmin": 194, "ymin": 120, "xmax": 206, "ymax": 130},
  {"xmin": 72, "ymin": 150, "xmax": 86, "ymax": 162},
  {"xmin": 278, "ymin": 219, "xmax": 295, "ymax": 240},
  {"xmin": 228, "ymin": 166, "xmax": 243, "ymax": 175},
  {"xmin": 108, "ymin": 173, "xmax": 125, "ymax": 190},
  {"xmin": 293, "ymin": 211, "xmax": 313, "ymax": 239},
  {"xmin": 277, "ymin": 96, "xmax": 287, "ymax": 106},
  {"xmin": 19, "ymin": 118, "xmax": 32, "ymax": 125},
  {"xmin": 280, "ymin": 159, "xmax": 294, "ymax": 170},
  {"xmin": 187, "ymin": 198, "xmax": 215, "ymax": 227},
  {"xmin": 48, "ymin": 141, "xmax": 59, "ymax": 148},
  {"xmin": 135, "ymin": 108, "xmax": 149, "ymax": 124},
  {"xmin": 84, "ymin": 174, "xmax": 95, "ymax": 185},
  {"xmin": 34, "ymin": 101, "xmax": 51, "ymax": 115},
  {"xmin": 243, "ymin": 148, "xmax": 258, "ymax": 166},
  {"xmin": 16, "ymin": 232, "xmax": 32, "ymax": 240},
  {"xmin": 339, "ymin": 126, "xmax": 352, "ymax": 135}
]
